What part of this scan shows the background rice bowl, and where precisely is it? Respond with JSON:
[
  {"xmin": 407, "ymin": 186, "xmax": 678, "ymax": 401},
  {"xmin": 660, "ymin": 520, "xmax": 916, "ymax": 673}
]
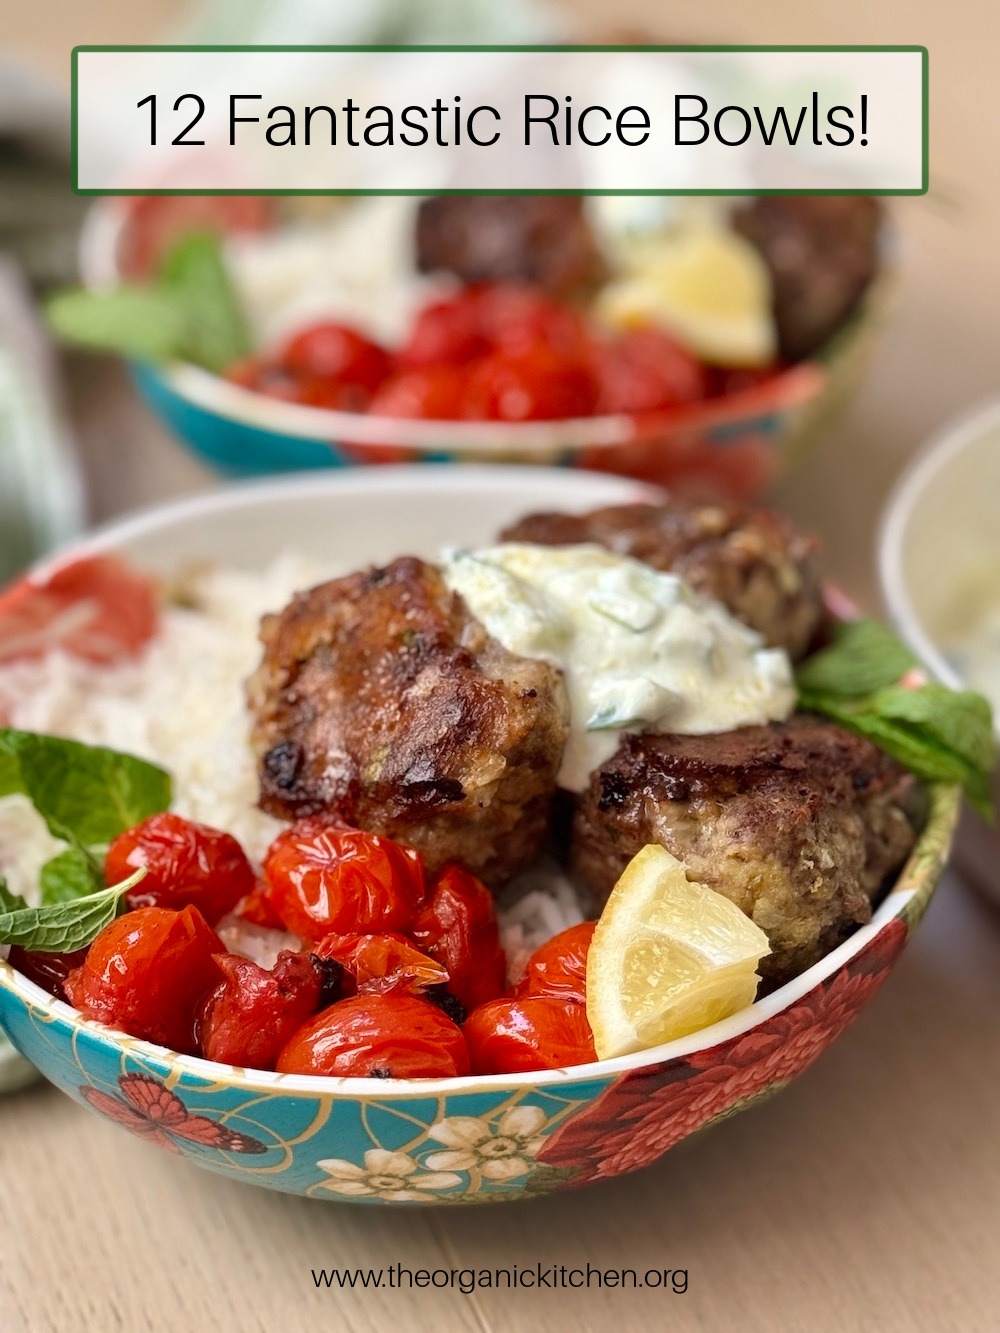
[{"xmin": 0, "ymin": 467, "xmax": 959, "ymax": 1203}]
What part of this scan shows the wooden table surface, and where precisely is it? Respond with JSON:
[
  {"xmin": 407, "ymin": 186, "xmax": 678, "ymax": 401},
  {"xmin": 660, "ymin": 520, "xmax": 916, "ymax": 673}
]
[{"xmin": 5, "ymin": 3, "xmax": 1000, "ymax": 1331}]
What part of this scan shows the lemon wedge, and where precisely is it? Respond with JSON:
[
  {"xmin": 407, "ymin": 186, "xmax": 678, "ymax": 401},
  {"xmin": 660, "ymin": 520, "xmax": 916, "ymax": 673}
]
[
  {"xmin": 598, "ymin": 227, "xmax": 776, "ymax": 367},
  {"xmin": 586, "ymin": 844, "xmax": 770, "ymax": 1060}
]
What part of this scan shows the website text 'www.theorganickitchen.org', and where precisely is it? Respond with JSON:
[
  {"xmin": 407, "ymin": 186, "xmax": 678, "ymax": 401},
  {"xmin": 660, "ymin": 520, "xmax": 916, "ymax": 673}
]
[{"xmin": 310, "ymin": 1263, "xmax": 689, "ymax": 1295}]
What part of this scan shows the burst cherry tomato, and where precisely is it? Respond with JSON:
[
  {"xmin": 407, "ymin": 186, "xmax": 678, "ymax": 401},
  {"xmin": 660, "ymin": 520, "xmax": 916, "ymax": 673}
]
[
  {"xmin": 0, "ymin": 556, "xmax": 158, "ymax": 667},
  {"xmin": 276, "ymin": 994, "xmax": 469, "ymax": 1078},
  {"xmin": 464, "ymin": 347, "xmax": 598, "ymax": 421},
  {"xmin": 64, "ymin": 906, "xmax": 224, "ymax": 1053},
  {"xmin": 368, "ymin": 366, "xmax": 468, "ymax": 420},
  {"xmin": 198, "ymin": 950, "xmax": 324, "ymax": 1068},
  {"xmin": 411, "ymin": 864, "xmax": 507, "ymax": 1011},
  {"xmin": 263, "ymin": 818, "xmax": 425, "ymax": 943},
  {"xmin": 236, "ymin": 879, "xmax": 285, "ymax": 930},
  {"xmin": 397, "ymin": 294, "xmax": 488, "ymax": 369},
  {"xmin": 597, "ymin": 327, "xmax": 708, "ymax": 415},
  {"xmin": 463, "ymin": 996, "xmax": 596, "ymax": 1074},
  {"xmin": 313, "ymin": 932, "xmax": 449, "ymax": 997},
  {"xmin": 514, "ymin": 922, "xmax": 596, "ymax": 1004},
  {"xmin": 6, "ymin": 945, "xmax": 89, "ymax": 1001},
  {"xmin": 105, "ymin": 812, "xmax": 255, "ymax": 925},
  {"xmin": 280, "ymin": 323, "xmax": 392, "ymax": 396}
]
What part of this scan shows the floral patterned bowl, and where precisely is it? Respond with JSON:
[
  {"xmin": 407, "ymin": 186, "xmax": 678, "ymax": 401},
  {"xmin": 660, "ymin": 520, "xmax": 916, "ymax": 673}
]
[{"xmin": 0, "ymin": 467, "xmax": 958, "ymax": 1204}]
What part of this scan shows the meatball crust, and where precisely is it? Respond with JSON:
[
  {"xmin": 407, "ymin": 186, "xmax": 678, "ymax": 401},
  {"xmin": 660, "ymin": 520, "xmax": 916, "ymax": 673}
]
[
  {"xmin": 734, "ymin": 196, "xmax": 882, "ymax": 362},
  {"xmin": 415, "ymin": 195, "xmax": 605, "ymax": 298},
  {"xmin": 571, "ymin": 715, "xmax": 916, "ymax": 984},
  {"xmin": 248, "ymin": 557, "xmax": 569, "ymax": 886},
  {"xmin": 500, "ymin": 499, "xmax": 822, "ymax": 660}
]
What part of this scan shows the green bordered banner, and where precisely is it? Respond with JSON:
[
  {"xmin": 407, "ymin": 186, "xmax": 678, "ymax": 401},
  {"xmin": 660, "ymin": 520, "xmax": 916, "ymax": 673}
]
[{"xmin": 71, "ymin": 45, "xmax": 929, "ymax": 196}]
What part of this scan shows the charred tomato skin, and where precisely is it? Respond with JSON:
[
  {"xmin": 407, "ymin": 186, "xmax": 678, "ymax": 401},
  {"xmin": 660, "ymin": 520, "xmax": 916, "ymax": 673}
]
[
  {"xmin": 411, "ymin": 864, "xmax": 507, "ymax": 1011},
  {"xmin": 313, "ymin": 932, "xmax": 449, "ymax": 997},
  {"xmin": 263, "ymin": 818, "xmax": 425, "ymax": 943},
  {"xmin": 463, "ymin": 996, "xmax": 596, "ymax": 1074},
  {"xmin": 276, "ymin": 993, "xmax": 469, "ymax": 1078},
  {"xmin": 513, "ymin": 921, "xmax": 597, "ymax": 1005},
  {"xmin": 198, "ymin": 950, "xmax": 324, "ymax": 1069},
  {"xmin": 64, "ymin": 905, "xmax": 224, "ymax": 1054},
  {"xmin": 105, "ymin": 812, "xmax": 256, "ymax": 925}
]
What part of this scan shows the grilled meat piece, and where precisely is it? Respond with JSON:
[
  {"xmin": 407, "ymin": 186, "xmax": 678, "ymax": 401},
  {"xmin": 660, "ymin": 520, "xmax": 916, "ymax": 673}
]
[
  {"xmin": 248, "ymin": 557, "xmax": 569, "ymax": 887},
  {"xmin": 415, "ymin": 195, "xmax": 605, "ymax": 298},
  {"xmin": 571, "ymin": 715, "xmax": 916, "ymax": 984},
  {"xmin": 734, "ymin": 196, "xmax": 882, "ymax": 362},
  {"xmin": 500, "ymin": 499, "xmax": 822, "ymax": 660}
]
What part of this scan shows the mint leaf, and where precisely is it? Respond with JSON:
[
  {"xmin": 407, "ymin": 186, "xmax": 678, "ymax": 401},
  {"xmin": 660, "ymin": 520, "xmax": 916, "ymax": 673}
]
[
  {"xmin": 0, "ymin": 730, "xmax": 171, "ymax": 848},
  {"xmin": 0, "ymin": 868, "xmax": 146, "ymax": 954},
  {"xmin": 798, "ymin": 687, "xmax": 995, "ymax": 821},
  {"xmin": 795, "ymin": 620, "xmax": 916, "ymax": 698},
  {"xmin": 0, "ymin": 880, "xmax": 28, "ymax": 914},
  {"xmin": 40, "ymin": 847, "xmax": 102, "ymax": 906},
  {"xmin": 160, "ymin": 231, "xmax": 251, "ymax": 373},
  {"xmin": 796, "ymin": 620, "xmax": 996, "ymax": 820},
  {"xmin": 45, "ymin": 288, "xmax": 189, "ymax": 364},
  {"xmin": 45, "ymin": 232, "xmax": 252, "ymax": 375},
  {"xmin": 872, "ymin": 684, "xmax": 996, "ymax": 776}
]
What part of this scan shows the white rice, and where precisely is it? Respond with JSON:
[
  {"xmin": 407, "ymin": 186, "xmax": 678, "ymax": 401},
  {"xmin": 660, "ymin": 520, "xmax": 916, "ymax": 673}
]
[{"xmin": 0, "ymin": 555, "xmax": 585, "ymax": 965}]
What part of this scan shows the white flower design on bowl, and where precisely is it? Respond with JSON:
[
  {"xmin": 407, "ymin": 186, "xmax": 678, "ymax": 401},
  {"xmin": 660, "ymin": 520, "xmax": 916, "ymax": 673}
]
[
  {"xmin": 425, "ymin": 1105, "xmax": 549, "ymax": 1182},
  {"xmin": 316, "ymin": 1148, "xmax": 461, "ymax": 1201}
]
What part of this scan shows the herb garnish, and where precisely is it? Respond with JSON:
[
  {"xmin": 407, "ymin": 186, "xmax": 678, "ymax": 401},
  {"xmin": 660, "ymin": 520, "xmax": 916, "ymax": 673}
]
[
  {"xmin": 796, "ymin": 621, "xmax": 996, "ymax": 819},
  {"xmin": 0, "ymin": 729, "xmax": 171, "ymax": 903},
  {"xmin": 0, "ymin": 869, "xmax": 146, "ymax": 954},
  {"xmin": 45, "ymin": 231, "xmax": 252, "ymax": 373}
]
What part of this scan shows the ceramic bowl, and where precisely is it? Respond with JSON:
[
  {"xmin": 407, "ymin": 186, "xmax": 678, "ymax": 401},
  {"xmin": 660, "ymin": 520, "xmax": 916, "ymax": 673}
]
[
  {"xmin": 879, "ymin": 399, "xmax": 1000, "ymax": 898},
  {"xmin": 0, "ymin": 467, "xmax": 958, "ymax": 1204},
  {"xmin": 80, "ymin": 197, "xmax": 891, "ymax": 500}
]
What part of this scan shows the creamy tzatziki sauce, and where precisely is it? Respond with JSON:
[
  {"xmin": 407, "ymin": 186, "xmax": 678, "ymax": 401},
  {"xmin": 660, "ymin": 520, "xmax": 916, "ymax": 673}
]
[{"xmin": 442, "ymin": 543, "xmax": 796, "ymax": 791}]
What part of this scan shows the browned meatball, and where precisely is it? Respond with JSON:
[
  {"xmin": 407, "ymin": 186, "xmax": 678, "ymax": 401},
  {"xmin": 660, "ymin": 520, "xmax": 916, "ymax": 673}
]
[
  {"xmin": 247, "ymin": 557, "xmax": 568, "ymax": 887},
  {"xmin": 500, "ymin": 499, "xmax": 822, "ymax": 660},
  {"xmin": 415, "ymin": 195, "xmax": 605, "ymax": 298},
  {"xmin": 734, "ymin": 196, "xmax": 882, "ymax": 362},
  {"xmin": 571, "ymin": 715, "xmax": 916, "ymax": 984}
]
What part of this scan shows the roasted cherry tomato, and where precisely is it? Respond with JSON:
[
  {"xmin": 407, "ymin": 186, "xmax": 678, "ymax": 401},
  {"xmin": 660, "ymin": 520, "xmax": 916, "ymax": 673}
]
[
  {"xmin": 513, "ymin": 922, "xmax": 596, "ymax": 1005},
  {"xmin": 6, "ymin": 945, "xmax": 89, "ymax": 1001},
  {"xmin": 276, "ymin": 994, "xmax": 469, "ymax": 1078},
  {"xmin": 280, "ymin": 323, "xmax": 392, "ymax": 396},
  {"xmin": 464, "ymin": 347, "xmax": 598, "ymax": 421},
  {"xmin": 314, "ymin": 932, "xmax": 449, "ymax": 997},
  {"xmin": 263, "ymin": 817, "xmax": 425, "ymax": 943},
  {"xmin": 397, "ymin": 294, "xmax": 488, "ymax": 369},
  {"xmin": 368, "ymin": 366, "xmax": 468, "ymax": 420},
  {"xmin": 0, "ymin": 555, "xmax": 158, "ymax": 667},
  {"xmin": 411, "ymin": 864, "xmax": 506, "ymax": 1011},
  {"xmin": 596, "ymin": 327, "xmax": 708, "ymax": 415},
  {"xmin": 236, "ymin": 878, "xmax": 286, "ymax": 931},
  {"xmin": 64, "ymin": 905, "xmax": 224, "ymax": 1053},
  {"xmin": 474, "ymin": 284, "xmax": 594, "ymax": 361},
  {"xmin": 198, "ymin": 949, "xmax": 323, "ymax": 1069},
  {"xmin": 463, "ymin": 996, "xmax": 596, "ymax": 1074},
  {"xmin": 105, "ymin": 812, "xmax": 255, "ymax": 925}
]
